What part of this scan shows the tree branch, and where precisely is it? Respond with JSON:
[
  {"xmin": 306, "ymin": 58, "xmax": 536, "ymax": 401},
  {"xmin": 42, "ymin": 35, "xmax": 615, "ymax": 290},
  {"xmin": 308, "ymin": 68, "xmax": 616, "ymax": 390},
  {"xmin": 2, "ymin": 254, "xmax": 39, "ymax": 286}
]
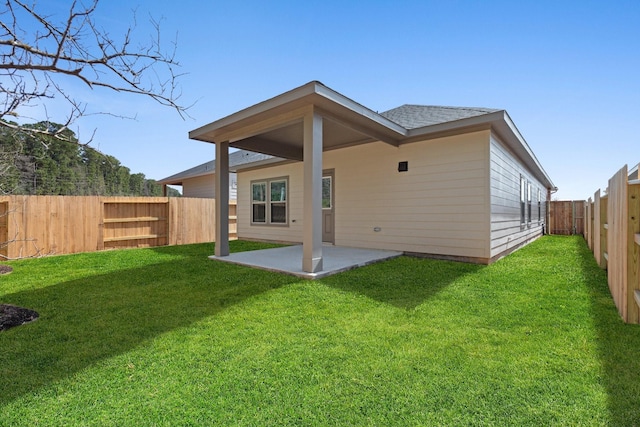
[{"xmin": 0, "ymin": 0, "xmax": 190, "ymax": 145}]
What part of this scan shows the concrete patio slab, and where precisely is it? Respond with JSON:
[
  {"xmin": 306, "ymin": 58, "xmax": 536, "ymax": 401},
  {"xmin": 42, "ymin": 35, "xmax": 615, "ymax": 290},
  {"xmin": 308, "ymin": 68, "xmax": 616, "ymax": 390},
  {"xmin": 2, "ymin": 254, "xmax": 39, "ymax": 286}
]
[{"xmin": 209, "ymin": 245, "xmax": 403, "ymax": 279}]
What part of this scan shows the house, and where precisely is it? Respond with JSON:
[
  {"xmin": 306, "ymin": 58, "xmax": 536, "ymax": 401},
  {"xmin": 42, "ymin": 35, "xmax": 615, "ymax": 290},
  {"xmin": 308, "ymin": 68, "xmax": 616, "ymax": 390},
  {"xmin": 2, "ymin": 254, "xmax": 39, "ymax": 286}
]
[
  {"xmin": 188, "ymin": 81, "xmax": 555, "ymax": 273},
  {"xmin": 157, "ymin": 150, "xmax": 281, "ymax": 199}
]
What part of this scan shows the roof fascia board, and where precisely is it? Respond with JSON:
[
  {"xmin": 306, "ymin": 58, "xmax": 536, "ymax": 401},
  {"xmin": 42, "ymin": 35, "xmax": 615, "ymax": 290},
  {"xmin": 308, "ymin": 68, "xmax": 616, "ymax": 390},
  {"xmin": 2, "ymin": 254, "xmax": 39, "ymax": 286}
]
[
  {"xmin": 405, "ymin": 110, "xmax": 555, "ymax": 190},
  {"xmin": 322, "ymin": 136, "xmax": 379, "ymax": 152},
  {"xmin": 498, "ymin": 111, "xmax": 555, "ymax": 190},
  {"xmin": 313, "ymin": 83, "xmax": 407, "ymax": 135},
  {"xmin": 402, "ymin": 123, "xmax": 492, "ymax": 145},
  {"xmin": 491, "ymin": 125, "xmax": 554, "ymax": 190},
  {"xmin": 189, "ymin": 82, "xmax": 318, "ymax": 142},
  {"xmin": 189, "ymin": 81, "xmax": 407, "ymax": 144},
  {"xmin": 404, "ymin": 110, "xmax": 505, "ymax": 140}
]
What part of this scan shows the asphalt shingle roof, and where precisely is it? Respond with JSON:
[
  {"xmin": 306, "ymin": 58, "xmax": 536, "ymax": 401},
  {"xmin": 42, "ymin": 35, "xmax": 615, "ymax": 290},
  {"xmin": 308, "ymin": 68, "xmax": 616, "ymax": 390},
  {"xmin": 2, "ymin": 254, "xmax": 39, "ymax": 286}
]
[{"xmin": 380, "ymin": 104, "xmax": 500, "ymax": 130}]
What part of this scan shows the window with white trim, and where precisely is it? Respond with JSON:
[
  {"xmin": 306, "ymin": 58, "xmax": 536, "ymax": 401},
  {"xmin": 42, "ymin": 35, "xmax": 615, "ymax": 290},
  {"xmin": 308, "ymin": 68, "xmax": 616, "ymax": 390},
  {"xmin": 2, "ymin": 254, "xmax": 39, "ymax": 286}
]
[
  {"xmin": 252, "ymin": 181, "xmax": 266, "ymax": 223},
  {"xmin": 251, "ymin": 177, "xmax": 288, "ymax": 225},
  {"xmin": 269, "ymin": 179, "xmax": 287, "ymax": 223}
]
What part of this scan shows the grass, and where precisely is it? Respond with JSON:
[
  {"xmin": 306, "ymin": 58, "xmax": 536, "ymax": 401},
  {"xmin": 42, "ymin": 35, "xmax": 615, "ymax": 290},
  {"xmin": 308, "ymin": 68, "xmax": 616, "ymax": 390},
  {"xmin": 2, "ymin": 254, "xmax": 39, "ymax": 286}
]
[{"xmin": 0, "ymin": 236, "xmax": 639, "ymax": 426}]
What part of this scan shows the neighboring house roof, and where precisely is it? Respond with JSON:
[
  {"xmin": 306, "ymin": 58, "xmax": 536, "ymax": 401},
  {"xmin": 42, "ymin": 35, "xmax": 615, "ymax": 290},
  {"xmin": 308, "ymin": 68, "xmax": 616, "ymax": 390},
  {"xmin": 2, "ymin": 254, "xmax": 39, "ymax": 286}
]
[
  {"xmin": 158, "ymin": 150, "xmax": 279, "ymax": 185},
  {"xmin": 380, "ymin": 105, "xmax": 501, "ymax": 129}
]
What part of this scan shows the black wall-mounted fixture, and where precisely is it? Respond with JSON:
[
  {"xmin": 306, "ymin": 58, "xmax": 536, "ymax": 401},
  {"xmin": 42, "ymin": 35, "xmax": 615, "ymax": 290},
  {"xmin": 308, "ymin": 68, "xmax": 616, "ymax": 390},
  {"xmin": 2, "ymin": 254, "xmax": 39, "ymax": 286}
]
[{"xmin": 398, "ymin": 161, "xmax": 408, "ymax": 172}]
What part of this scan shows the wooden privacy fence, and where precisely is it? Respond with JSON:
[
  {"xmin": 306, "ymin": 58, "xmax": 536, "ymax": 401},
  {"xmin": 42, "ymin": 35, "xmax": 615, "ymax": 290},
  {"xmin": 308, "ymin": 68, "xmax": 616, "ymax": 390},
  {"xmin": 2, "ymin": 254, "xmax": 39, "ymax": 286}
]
[
  {"xmin": 0, "ymin": 196, "xmax": 237, "ymax": 259},
  {"xmin": 549, "ymin": 200, "xmax": 585, "ymax": 235},
  {"xmin": 584, "ymin": 164, "xmax": 640, "ymax": 324}
]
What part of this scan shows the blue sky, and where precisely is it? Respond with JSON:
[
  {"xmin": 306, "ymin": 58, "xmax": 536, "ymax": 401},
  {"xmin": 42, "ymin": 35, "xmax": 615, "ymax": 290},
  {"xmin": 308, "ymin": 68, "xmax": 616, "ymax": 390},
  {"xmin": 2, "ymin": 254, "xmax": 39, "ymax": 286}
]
[{"xmin": 39, "ymin": 1, "xmax": 640, "ymax": 200}]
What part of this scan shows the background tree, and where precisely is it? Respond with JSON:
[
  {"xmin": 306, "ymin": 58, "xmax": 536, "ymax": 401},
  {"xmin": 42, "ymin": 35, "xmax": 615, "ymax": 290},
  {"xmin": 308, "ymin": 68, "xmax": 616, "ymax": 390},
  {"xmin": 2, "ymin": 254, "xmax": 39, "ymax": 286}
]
[
  {"xmin": 0, "ymin": 0, "xmax": 188, "ymax": 143},
  {"xmin": 81, "ymin": 146, "xmax": 106, "ymax": 195},
  {"xmin": 0, "ymin": 125, "xmax": 21, "ymax": 193},
  {"xmin": 0, "ymin": 121, "xmax": 178, "ymax": 196}
]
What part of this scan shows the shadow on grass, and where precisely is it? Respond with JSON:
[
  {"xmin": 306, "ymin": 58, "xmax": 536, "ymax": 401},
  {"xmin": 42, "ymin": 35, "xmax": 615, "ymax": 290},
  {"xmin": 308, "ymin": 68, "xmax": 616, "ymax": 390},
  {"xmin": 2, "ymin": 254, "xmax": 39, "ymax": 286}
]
[
  {"xmin": 0, "ymin": 244, "xmax": 297, "ymax": 406},
  {"xmin": 321, "ymin": 255, "xmax": 484, "ymax": 310},
  {"xmin": 572, "ymin": 236, "xmax": 640, "ymax": 425}
]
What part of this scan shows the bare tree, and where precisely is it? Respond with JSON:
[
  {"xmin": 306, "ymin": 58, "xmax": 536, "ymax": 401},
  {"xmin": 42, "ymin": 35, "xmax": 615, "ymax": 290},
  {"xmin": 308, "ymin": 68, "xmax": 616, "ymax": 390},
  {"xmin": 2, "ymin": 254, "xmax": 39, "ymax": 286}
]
[{"xmin": 0, "ymin": 0, "xmax": 188, "ymax": 143}]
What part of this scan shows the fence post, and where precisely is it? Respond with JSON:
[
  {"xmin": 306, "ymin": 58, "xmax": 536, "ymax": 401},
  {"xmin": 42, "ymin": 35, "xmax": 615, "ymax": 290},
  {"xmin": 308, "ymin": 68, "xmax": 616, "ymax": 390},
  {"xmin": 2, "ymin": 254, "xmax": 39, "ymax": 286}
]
[
  {"xmin": 97, "ymin": 197, "xmax": 104, "ymax": 251},
  {"xmin": 0, "ymin": 200, "xmax": 8, "ymax": 259},
  {"xmin": 594, "ymin": 191, "xmax": 601, "ymax": 264},
  {"xmin": 586, "ymin": 197, "xmax": 593, "ymax": 249},
  {"xmin": 601, "ymin": 195, "xmax": 608, "ymax": 270},
  {"xmin": 572, "ymin": 201, "xmax": 576, "ymax": 235},
  {"xmin": 628, "ymin": 182, "xmax": 640, "ymax": 323}
]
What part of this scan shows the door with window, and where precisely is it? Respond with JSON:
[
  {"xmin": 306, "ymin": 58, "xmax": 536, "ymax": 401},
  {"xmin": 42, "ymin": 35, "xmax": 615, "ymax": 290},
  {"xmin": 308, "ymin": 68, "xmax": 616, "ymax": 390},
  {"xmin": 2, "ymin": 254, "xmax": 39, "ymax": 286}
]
[{"xmin": 322, "ymin": 170, "xmax": 335, "ymax": 243}]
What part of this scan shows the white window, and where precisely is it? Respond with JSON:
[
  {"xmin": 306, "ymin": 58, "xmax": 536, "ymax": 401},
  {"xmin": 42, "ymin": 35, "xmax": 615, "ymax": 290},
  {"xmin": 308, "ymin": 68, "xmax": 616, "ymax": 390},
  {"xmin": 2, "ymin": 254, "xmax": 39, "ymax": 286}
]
[
  {"xmin": 251, "ymin": 181, "xmax": 266, "ymax": 223},
  {"xmin": 251, "ymin": 177, "xmax": 288, "ymax": 225},
  {"xmin": 269, "ymin": 179, "xmax": 287, "ymax": 224}
]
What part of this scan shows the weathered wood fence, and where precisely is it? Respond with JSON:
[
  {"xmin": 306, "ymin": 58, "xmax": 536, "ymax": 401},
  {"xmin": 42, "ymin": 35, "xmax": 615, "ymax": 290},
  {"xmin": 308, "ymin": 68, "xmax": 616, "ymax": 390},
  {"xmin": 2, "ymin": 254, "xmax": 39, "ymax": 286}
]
[
  {"xmin": 549, "ymin": 200, "xmax": 585, "ymax": 235},
  {"xmin": 0, "ymin": 196, "xmax": 237, "ymax": 259},
  {"xmin": 584, "ymin": 164, "xmax": 640, "ymax": 324}
]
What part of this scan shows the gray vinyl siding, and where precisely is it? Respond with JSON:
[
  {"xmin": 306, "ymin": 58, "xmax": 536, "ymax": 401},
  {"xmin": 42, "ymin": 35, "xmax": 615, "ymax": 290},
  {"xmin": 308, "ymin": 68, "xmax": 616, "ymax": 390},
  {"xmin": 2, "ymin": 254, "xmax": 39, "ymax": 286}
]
[{"xmin": 490, "ymin": 134, "xmax": 545, "ymax": 259}]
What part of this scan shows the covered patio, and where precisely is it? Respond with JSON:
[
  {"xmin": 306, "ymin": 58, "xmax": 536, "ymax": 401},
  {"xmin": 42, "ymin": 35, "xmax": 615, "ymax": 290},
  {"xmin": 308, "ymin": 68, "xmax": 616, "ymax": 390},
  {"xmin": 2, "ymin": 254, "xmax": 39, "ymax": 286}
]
[
  {"xmin": 209, "ymin": 245, "xmax": 402, "ymax": 279},
  {"xmin": 189, "ymin": 81, "xmax": 407, "ymax": 276}
]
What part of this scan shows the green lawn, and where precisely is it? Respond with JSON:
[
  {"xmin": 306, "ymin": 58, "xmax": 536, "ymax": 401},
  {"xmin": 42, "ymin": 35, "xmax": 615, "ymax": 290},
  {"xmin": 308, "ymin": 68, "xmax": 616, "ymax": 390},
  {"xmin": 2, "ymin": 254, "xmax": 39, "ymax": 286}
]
[{"xmin": 1, "ymin": 236, "xmax": 639, "ymax": 426}]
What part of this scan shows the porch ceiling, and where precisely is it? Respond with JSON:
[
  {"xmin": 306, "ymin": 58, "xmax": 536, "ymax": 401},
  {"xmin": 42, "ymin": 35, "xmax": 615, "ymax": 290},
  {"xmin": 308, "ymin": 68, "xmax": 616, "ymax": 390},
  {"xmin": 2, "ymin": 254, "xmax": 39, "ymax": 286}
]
[
  {"xmin": 189, "ymin": 81, "xmax": 407, "ymax": 161},
  {"xmin": 229, "ymin": 118, "xmax": 381, "ymax": 161}
]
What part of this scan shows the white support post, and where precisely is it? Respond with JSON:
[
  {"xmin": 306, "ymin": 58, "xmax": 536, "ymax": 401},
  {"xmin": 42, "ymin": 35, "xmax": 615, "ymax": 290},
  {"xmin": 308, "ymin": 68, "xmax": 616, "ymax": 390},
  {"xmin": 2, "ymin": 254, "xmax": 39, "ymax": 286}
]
[
  {"xmin": 302, "ymin": 110, "xmax": 323, "ymax": 273},
  {"xmin": 215, "ymin": 141, "xmax": 230, "ymax": 257}
]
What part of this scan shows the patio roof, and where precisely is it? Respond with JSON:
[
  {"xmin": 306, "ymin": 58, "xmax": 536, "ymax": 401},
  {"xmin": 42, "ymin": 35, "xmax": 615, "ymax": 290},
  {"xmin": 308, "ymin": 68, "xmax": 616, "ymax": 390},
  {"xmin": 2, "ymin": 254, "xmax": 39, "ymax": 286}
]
[{"xmin": 189, "ymin": 81, "xmax": 407, "ymax": 161}]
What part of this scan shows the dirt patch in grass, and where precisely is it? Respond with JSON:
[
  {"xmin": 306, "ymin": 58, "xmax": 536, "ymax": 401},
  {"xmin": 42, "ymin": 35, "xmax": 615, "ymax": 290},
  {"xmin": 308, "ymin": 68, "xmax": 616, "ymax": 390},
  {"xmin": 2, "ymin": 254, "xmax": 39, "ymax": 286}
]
[
  {"xmin": 0, "ymin": 304, "xmax": 39, "ymax": 331},
  {"xmin": 0, "ymin": 265, "xmax": 12, "ymax": 275}
]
